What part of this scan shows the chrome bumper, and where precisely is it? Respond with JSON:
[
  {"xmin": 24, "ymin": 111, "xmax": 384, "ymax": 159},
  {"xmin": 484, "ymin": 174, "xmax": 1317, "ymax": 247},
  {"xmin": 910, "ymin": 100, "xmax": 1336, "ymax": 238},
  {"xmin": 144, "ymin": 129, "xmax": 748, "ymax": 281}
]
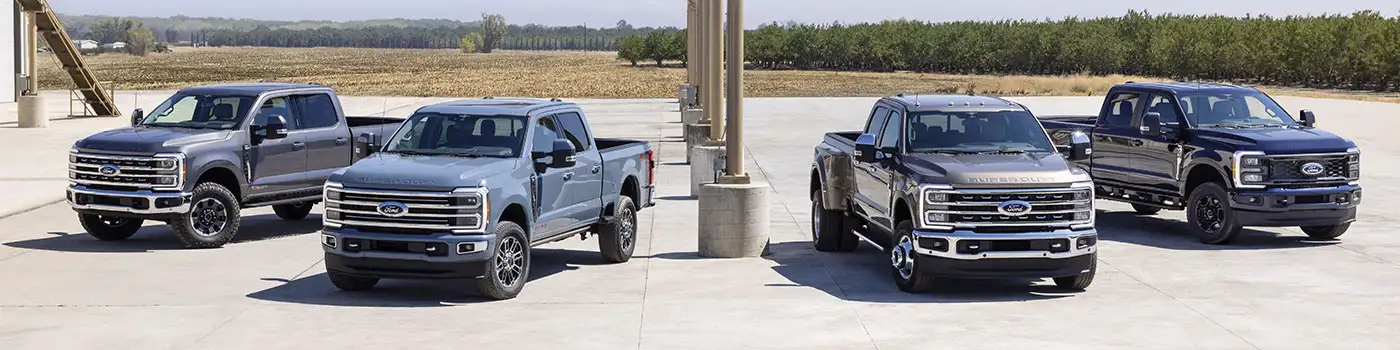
[
  {"xmin": 67, "ymin": 185, "xmax": 192, "ymax": 215},
  {"xmin": 911, "ymin": 228, "xmax": 1097, "ymax": 260}
]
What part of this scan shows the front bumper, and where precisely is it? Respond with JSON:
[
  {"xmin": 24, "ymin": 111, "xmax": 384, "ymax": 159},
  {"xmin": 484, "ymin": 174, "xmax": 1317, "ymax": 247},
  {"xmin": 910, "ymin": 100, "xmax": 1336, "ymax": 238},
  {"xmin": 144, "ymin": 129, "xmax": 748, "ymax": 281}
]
[
  {"xmin": 910, "ymin": 227, "xmax": 1097, "ymax": 278},
  {"xmin": 67, "ymin": 185, "xmax": 191, "ymax": 217},
  {"xmin": 1231, "ymin": 185, "xmax": 1361, "ymax": 227},
  {"xmin": 322, "ymin": 228, "xmax": 495, "ymax": 280}
]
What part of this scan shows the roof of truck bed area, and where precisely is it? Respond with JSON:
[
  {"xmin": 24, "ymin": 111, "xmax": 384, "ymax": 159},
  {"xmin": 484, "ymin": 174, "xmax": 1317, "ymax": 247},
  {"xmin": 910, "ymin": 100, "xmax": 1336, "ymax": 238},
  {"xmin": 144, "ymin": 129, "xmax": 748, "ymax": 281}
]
[{"xmin": 414, "ymin": 98, "xmax": 573, "ymax": 116}]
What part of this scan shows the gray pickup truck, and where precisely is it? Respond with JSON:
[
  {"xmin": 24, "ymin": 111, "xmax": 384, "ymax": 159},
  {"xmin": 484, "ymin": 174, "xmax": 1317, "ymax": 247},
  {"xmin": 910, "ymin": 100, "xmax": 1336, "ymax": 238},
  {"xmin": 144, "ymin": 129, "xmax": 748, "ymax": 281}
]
[
  {"xmin": 67, "ymin": 83, "xmax": 403, "ymax": 248},
  {"xmin": 321, "ymin": 98, "xmax": 655, "ymax": 300},
  {"xmin": 811, "ymin": 94, "xmax": 1099, "ymax": 293}
]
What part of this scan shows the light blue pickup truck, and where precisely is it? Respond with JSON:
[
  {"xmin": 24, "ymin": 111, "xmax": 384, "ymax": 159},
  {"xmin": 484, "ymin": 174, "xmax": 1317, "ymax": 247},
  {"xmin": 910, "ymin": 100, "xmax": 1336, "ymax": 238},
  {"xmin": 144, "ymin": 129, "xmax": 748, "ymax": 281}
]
[{"xmin": 320, "ymin": 98, "xmax": 655, "ymax": 299}]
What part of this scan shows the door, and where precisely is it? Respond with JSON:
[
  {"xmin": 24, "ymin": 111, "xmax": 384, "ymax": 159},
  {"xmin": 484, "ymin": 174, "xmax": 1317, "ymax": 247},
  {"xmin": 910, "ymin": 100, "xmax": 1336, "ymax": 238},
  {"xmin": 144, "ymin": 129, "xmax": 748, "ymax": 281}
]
[
  {"xmin": 292, "ymin": 93, "xmax": 352, "ymax": 190},
  {"xmin": 247, "ymin": 96, "xmax": 308, "ymax": 196},
  {"xmin": 529, "ymin": 115, "xmax": 576, "ymax": 239},
  {"xmin": 1088, "ymin": 91, "xmax": 1144, "ymax": 188},
  {"xmin": 860, "ymin": 108, "xmax": 903, "ymax": 233},
  {"xmin": 1132, "ymin": 94, "xmax": 1186, "ymax": 195},
  {"xmin": 852, "ymin": 106, "xmax": 891, "ymax": 222},
  {"xmin": 554, "ymin": 112, "xmax": 604, "ymax": 226}
]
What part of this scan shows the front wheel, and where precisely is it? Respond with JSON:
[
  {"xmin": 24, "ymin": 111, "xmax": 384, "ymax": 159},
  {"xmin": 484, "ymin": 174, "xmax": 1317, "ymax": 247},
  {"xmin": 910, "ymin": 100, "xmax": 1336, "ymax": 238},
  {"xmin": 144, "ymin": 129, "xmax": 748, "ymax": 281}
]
[
  {"xmin": 890, "ymin": 220, "xmax": 934, "ymax": 293},
  {"xmin": 1187, "ymin": 182, "xmax": 1242, "ymax": 245},
  {"xmin": 1052, "ymin": 253, "xmax": 1097, "ymax": 290},
  {"xmin": 272, "ymin": 202, "xmax": 314, "ymax": 220},
  {"xmin": 78, "ymin": 214, "xmax": 144, "ymax": 241},
  {"xmin": 477, "ymin": 221, "xmax": 530, "ymax": 300},
  {"xmin": 170, "ymin": 182, "xmax": 242, "ymax": 249},
  {"xmin": 1301, "ymin": 223, "xmax": 1350, "ymax": 240},
  {"xmin": 598, "ymin": 196, "xmax": 638, "ymax": 263}
]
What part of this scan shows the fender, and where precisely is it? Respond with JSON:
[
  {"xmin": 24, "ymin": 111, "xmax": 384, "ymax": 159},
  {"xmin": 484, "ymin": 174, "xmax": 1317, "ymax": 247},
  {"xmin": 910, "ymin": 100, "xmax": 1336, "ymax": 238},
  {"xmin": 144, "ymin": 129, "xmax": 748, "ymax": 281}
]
[
  {"xmin": 1178, "ymin": 152, "xmax": 1232, "ymax": 196},
  {"xmin": 189, "ymin": 160, "xmax": 246, "ymax": 198},
  {"xmin": 813, "ymin": 149, "xmax": 853, "ymax": 212}
]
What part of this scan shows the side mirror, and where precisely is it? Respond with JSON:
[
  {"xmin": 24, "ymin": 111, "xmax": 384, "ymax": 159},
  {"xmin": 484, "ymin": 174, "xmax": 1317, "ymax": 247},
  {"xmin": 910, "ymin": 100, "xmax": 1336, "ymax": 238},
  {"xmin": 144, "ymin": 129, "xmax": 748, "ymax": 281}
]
[
  {"xmin": 262, "ymin": 115, "xmax": 289, "ymax": 140},
  {"xmin": 1299, "ymin": 109, "xmax": 1316, "ymax": 127},
  {"xmin": 1067, "ymin": 131, "xmax": 1092, "ymax": 161},
  {"xmin": 854, "ymin": 133, "xmax": 877, "ymax": 163},
  {"xmin": 357, "ymin": 132, "xmax": 379, "ymax": 156},
  {"xmin": 549, "ymin": 139, "xmax": 577, "ymax": 168},
  {"xmin": 131, "ymin": 108, "xmax": 145, "ymax": 126},
  {"xmin": 1139, "ymin": 112, "xmax": 1162, "ymax": 137}
]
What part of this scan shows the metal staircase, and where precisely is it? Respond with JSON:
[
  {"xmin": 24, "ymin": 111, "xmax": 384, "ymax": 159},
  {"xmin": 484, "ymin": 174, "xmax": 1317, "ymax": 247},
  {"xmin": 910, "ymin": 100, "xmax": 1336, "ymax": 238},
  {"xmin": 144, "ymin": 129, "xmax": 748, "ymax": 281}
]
[{"xmin": 14, "ymin": 0, "xmax": 120, "ymax": 116}]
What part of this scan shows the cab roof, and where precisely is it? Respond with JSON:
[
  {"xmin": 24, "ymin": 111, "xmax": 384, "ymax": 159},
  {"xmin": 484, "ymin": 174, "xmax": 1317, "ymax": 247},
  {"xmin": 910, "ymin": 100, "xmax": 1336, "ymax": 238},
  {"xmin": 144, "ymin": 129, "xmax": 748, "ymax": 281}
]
[
  {"xmin": 884, "ymin": 94, "xmax": 1026, "ymax": 113},
  {"xmin": 179, "ymin": 82, "xmax": 330, "ymax": 96},
  {"xmin": 415, "ymin": 98, "xmax": 574, "ymax": 116},
  {"xmin": 1115, "ymin": 81, "xmax": 1260, "ymax": 94}
]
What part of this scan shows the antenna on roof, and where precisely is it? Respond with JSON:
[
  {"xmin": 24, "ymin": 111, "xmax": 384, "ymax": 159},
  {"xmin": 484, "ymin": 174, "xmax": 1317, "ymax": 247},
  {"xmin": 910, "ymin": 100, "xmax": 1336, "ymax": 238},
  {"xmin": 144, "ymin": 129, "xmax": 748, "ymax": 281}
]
[
  {"xmin": 913, "ymin": 93, "xmax": 920, "ymax": 107},
  {"xmin": 550, "ymin": 98, "xmax": 562, "ymax": 102},
  {"xmin": 483, "ymin": 96, "xmax": 495, "ymax": 99}
]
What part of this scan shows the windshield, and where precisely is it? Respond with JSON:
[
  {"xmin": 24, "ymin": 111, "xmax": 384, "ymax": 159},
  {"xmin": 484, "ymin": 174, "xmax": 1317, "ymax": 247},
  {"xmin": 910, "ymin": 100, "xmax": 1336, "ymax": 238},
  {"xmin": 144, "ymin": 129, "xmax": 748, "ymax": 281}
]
[
  {"xmin": 906, "ymin": 111, "xmax": 1056, "ymax": 154},
  {"xmin": 383, "ymin": 113, "xmax": 527, "ymax": 158},
  {"xmin": 140, "ymin": 93, "xmax": 255, "ymax": 130},
  {"xmin": 1177, "ymin": 91, "xmax": 1296, "ymax": 128}
]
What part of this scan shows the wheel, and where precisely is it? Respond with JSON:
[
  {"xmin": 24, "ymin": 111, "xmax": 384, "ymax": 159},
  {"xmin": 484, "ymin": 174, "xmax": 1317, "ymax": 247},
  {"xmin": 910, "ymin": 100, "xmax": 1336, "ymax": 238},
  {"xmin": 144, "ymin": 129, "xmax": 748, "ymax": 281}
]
[
  {"xmin": 170, "ymin": 182, "xmax": 242, "ymax": 249},
  {"xmin": 890, "ymin": 220, "xmax": 934, "ymax": 293},
  {"xmin": 1131, "ymin": 203, "xmax": 1162, "ymax": 215},
  {"xmin": 78, "ymin": 214, "xmax": 144, "ymax": 241},
  {"xmin": 328, "ymin": 271, "xmax": 379, "ymax": 291},
  {"xmin": 272, "ymin": 202, "xmax": 314, "ymax": 220},
  {"xmin": 598, "ymin": 196, "xmax": 638, "ymax": 263},
  {"xmin": 1052, "ymin": 253, "xmax": 1097, "ymax": 290},
  {"xmin": 1186, "ymin": 182, "xmax": 1242, "ymax": 245},
  {"xmin": 477, "ymin": 221, "xmax": 530, "ymax": 300},
  {"xmin": 1301, "ymin": 223, "xmax": 1350, "ymax": 240},
  {"xmin": 811, "ymin": 190, "xmax": 847, "ymax": 252}
]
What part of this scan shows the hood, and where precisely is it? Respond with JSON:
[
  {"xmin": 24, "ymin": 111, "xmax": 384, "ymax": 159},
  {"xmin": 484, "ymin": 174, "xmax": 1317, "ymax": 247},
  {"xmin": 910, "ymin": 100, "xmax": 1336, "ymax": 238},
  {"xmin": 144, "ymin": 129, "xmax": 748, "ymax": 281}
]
[
  {"xmin": 1193, "ymin": 127, "xmax": 1356, "ymax": 154},
  {"xmin": 331, "ymin": 153, "xmax": 520, "ymax": 191},
  {"xmin": 902, "ymin": 152, "xmax": 1089, "ymax": 188},
  {"xmin": 74, "ymin": 126, "xmax": 230, "ymax": 154}
]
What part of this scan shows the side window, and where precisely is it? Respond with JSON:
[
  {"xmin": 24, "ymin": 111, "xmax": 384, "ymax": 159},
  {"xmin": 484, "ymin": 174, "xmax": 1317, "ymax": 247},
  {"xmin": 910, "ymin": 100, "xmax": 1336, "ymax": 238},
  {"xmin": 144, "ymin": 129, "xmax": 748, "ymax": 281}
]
[
  {"xmin": 1142, "ymin": 94, "xmax": 1183, "ymax": 129},
  {"xmin": 255, "ymin": 97, "xmax": 299, "ymax": 130},
  {"xmin": 293, "ymin": 94, "xmax": 339, "ymax": 129},
  {"xmin": 877, "ymin": 110, "xmax": 903, "ymax": 150},
  {"xmin": 554, "ymin": 112, "xmax": 592, "ymax": 152},
  {"xmin": 1101, "ymin": 92, "xmax": 1138, "ymax": 128},
  {"xmin": 865, "ymin": 106, "xmax": 891, "ymax": 135},
  {"xmin": 532, "ymin": 117, "xmax": 561, "ymax": 153}
]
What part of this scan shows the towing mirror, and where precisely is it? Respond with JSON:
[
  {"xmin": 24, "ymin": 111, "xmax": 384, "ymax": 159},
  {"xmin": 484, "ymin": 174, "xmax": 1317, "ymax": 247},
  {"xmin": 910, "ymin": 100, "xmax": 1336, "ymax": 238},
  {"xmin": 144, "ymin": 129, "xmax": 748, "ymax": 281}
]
[
  {"xmin": 855, "ymin": 133, "xmax": 877, "ymax": 163},
  {"xmin": 262, "ymin": 115, "xmax": 289, "ymax": 140},
  {"xmin": 1299, "ymin": 109, "xmax": 1316, "ymax": 127},
  {"xmin": 357, "ymin": 132, "xmax": 379, "ymax": 156},
  {"xmin": 549, "ymin": 139, "xmax": 577, "ymax": 168},
  {"xmin": 130, "ymin": 108, "xmax": 145, "ymax": 126},
  {"xmin": 1068, "ymin": 131, "xmax": 1092, "ymax": 161},
  {"xmin": 1140, "ymin": 112, "xmax": 1162, "ymax": 137}
]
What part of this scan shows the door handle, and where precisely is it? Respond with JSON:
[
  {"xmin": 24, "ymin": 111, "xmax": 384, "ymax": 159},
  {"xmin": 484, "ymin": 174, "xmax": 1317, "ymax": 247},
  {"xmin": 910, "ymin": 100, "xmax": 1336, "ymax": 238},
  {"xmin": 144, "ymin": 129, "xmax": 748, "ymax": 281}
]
[
  {"xmin": 563, "ymin": 171, "xmax": 574, "ymax": 181},
  {"xmin": 335, "ymin": 137, "xmax": 348, "ymax": 145},
  {"xmin": 591, "ymin": 165, "xmax": 601, "ymax": 174},
  {"xmin": 292, "ymin": 142, "xmax": 306, "ymax": 150}
]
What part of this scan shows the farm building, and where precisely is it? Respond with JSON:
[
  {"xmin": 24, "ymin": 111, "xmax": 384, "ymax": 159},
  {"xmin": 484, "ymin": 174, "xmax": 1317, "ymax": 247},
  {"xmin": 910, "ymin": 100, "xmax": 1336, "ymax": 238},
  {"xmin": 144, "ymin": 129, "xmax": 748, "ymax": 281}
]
[
  {"xmin": 73, "ymin": 39, "xmax": 97, "ymax": 50},
  {"xmin": 101, "ymin": 41, "xmax": 125, "ymax": 50},
  {"xmin": 2, "ymin": 2, "xmax": 27, "ymax": 104}
]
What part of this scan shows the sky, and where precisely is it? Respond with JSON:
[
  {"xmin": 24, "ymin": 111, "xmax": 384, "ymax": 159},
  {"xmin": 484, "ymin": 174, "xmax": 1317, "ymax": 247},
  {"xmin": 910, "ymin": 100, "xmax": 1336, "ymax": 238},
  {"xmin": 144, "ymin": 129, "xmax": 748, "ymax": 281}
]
[{"xmin": 50, "ymin": 0, "xmax": 1400, "ymax": 28}]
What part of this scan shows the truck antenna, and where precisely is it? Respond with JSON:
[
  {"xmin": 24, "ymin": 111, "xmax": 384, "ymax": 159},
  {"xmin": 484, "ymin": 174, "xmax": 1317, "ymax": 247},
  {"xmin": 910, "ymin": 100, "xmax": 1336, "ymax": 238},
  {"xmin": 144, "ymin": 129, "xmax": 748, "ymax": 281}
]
[{"xmin": 913, "ymin": 93, "xmax": 920, "ymax": 107}]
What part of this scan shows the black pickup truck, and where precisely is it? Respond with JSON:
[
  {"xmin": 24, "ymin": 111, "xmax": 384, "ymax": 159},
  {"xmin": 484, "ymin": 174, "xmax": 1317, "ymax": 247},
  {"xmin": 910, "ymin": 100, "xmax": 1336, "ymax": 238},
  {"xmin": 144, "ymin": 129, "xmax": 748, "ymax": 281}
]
[
  {"xmin": 812, "ymin": 94, "xmax": 1099, "ymax": 293},
  {"xmin": 67, "ymin": 83, "xmax": 403, "ymax": 248},
  {"xmin": 1040, "ymin": 82, "xmax": 1362, "ymax": 244}
]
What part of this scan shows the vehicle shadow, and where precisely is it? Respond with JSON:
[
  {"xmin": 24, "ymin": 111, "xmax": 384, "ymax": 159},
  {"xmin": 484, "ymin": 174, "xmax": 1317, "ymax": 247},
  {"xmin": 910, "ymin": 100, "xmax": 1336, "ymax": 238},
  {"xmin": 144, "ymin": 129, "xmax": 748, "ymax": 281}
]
[
  {"xmin": 1094, "ymin": 210, "xmax": 1334, "ymax": 250},
  {"xmin": 245, "ymin": 248, "xmax": 601, "ymax": 307},
  {"xmin": 1, "ymin": 213, "xmax": 324, "ymax": 253}
]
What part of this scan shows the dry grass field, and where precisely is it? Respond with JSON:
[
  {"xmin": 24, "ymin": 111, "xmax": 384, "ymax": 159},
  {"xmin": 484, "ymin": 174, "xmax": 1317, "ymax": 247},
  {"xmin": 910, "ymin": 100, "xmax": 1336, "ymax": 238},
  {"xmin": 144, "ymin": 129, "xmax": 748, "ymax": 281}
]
[{"xmin": 35, "ymin": 46, "xmax": 1399, "ymax": 102}]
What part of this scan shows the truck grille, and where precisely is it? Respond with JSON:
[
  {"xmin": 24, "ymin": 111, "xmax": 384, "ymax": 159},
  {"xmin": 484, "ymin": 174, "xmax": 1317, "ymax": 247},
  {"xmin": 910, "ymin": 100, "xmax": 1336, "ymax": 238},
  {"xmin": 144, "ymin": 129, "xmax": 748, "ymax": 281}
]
[
  {"xmin": 923, "ymin": 187, "xmax": 1092, "ymax": 233},
  {"xmin": 1266, "ymin": 155, "xmax": 1351, "ymax": 182},
  {"xmin": 68, "ymin": 152, "xmax": 183, "ymax": 190},
  {"xmin": 323, "ymin": 185, "xmax": 487, "ymax": 235}
]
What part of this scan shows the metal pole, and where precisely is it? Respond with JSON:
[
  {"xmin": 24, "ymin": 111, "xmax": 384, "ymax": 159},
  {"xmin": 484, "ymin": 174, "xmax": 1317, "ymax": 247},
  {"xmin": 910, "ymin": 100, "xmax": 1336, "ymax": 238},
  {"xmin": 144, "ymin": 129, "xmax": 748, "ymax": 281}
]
[
  {"xmin": 26, "ymin": 11, "xmax": 38, "ymax": 95},
  {"xmin": 696, "ymin": 0, "xmax": 708, "ymax": 110},
  {"xmin": 686, "ymin": 0, "xmax": 698, "ymax": 85},
  {"xmin": 724, "ymin": 0, "xmax": 744, "ymax": 178},
  {"xmin": 706, "ymin": 0, "xmax": 724, "ymax": 141}
]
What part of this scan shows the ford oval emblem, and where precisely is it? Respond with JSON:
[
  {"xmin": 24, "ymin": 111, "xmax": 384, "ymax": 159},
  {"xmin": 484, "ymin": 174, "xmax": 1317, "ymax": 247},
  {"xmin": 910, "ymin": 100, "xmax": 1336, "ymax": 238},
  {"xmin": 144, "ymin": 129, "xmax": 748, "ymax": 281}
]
[
  {"xmin": 98, "ymin": 164, "xmax": 121, "ymax": 176},
  {"xmin": 997, "ymin": 200, "xmax": 1033, "ymax": 217},
  {"xmin": 376, "ymin": 201, "xmax": 409, "ymax": 217},
  {"xmin": 1300, "ymin": 162, "xmax": 1325, "ymax": 176}
]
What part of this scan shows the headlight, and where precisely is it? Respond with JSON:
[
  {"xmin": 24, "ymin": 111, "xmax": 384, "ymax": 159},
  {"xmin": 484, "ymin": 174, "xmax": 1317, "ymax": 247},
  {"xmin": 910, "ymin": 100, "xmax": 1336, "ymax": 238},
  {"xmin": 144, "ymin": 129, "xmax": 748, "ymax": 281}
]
[
  {"xmin": 919, "ymin": 185, "xmax": 953, "ymax": 228},
  {"xmin": 1233, "ymin": 151, "xmax": 1268, "ymax": 188},
  {"xmin": 153, "ymin": 153, "xmax": 185, "ymax": 189},
  {"xmin": 1348, "ymin": 147, "xmax": 1360, "ymax": 180}
]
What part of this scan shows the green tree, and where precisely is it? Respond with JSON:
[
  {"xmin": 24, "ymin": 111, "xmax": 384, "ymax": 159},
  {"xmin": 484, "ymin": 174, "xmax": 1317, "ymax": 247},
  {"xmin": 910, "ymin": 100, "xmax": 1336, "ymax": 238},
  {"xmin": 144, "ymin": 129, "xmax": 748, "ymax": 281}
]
[
  {"xmin": 480, "ymin": 13, "xmax": 508, "ymax": 53},
  {"xmin": 460, "ymin": 32, "xmax": 483, "ymax": 53},
  {"xmin": 617, "ymin": 35, "xmax": 645, "ymax": 66}
]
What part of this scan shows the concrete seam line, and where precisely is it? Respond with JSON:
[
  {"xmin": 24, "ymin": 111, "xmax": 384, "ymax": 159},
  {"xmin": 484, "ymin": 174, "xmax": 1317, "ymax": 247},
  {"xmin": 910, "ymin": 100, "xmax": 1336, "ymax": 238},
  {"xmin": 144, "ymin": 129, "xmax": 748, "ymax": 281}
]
[
  {"xmin": 1096, "ymin": 258, "xmax": 1263, "ymax": 350},
  {"xmin": 0, "ymin": 197, "xmax": 65, "ymax": 221}
]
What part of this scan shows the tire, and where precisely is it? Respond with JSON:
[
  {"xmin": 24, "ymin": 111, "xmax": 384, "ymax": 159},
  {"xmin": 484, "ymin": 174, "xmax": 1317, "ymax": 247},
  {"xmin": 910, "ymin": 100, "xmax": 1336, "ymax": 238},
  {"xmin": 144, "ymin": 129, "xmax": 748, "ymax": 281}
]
[
  {"xmin": 598, "ymin": 196, "xmax": 638, "ymax": 263},
  {"xmin": 1052, "ymin": 253, "xmax": 1097, "ymax": 290},
  {"xmin": 78, "ymin": 214, "xmax": 144, "ymax": 241},
  {"xmin": 477, "ymin": 221, "xmax": 530, "ymax": 300},
  {"xmin": 1186, "ymin": 182, "xmax": 1243, "ymax": 245},
  {"xmin": 1131, "ymin": 203, "xmax": 1162, "ymax": 215},
  {"xmin": 1301, "ymin": 223, "xmax": 1350, "ymax": 240},
  {"xmin": 811, "ymin": 190, "xmax": 846, "ymax": 252},
  {"xmin": 272, "ymin": 202, "xmax": 314, "ymax": 220},
  {"xmin": 170, "ymin": 182, "xmax": 242, "ymax": 249},
  {"xmin": 890, "ymin": 220, "xmax": 934, "ymax": 293},
  {"xmin": 328, "ymin": 271, "xmax": 379, "ymax": 291}
]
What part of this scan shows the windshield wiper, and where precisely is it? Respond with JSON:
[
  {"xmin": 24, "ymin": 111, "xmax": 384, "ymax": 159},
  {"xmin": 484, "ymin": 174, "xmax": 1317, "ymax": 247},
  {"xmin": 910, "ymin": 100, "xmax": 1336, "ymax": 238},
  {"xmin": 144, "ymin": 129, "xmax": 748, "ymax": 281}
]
[
  {"xmin": 383, "ymin": 150, "xmax": 436, "ymax": 156},
  {"xmin": 145, "ymin": 123, "xmax": 208, "ymax": 129}
]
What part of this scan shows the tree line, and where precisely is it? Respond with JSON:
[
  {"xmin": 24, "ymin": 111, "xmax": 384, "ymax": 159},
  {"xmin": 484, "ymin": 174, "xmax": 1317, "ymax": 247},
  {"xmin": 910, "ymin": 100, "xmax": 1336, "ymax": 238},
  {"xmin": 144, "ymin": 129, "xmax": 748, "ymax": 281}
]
[{"xmin": 618, "ymin": 10, "xmax": 1400, "ymax": 91}]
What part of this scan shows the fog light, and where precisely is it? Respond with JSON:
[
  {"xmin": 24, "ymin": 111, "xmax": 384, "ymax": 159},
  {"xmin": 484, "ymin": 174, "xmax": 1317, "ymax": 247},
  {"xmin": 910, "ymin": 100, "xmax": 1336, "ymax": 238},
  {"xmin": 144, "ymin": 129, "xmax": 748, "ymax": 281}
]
[
  {"xmin": 322, "ymin": 234, "xmax": 337, "ymax": 248},
  {"xmin": 1353, "ymin": 191, "xmax": 1362, "ymax": 203},
  {"xmin": 457, "ymin": 242, "xmax": 480, "ymax": 254},
  {"xmin": 1077, "ymin": 236, "xmax": 1097, "ymax": 248}
]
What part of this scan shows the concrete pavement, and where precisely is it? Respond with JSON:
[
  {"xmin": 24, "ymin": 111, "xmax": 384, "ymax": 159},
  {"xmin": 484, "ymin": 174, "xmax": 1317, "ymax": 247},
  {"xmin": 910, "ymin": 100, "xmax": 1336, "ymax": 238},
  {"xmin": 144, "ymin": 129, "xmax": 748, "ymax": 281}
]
[{"xmin": 1, "ymin": 92, "xmax": 1399, "ymax": 349}]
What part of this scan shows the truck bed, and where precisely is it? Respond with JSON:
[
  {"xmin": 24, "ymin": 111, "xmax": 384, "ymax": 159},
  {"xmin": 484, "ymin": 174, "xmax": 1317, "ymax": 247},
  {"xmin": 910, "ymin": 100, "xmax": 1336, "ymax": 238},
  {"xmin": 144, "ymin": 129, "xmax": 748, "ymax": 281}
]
[
  {"xmin": 597, "ymin": 138, "xmax": 655, "ymax": 210},
  {"xmin": 1037, "ymin": 115, "xmax": 1097, "ymax": 147}
]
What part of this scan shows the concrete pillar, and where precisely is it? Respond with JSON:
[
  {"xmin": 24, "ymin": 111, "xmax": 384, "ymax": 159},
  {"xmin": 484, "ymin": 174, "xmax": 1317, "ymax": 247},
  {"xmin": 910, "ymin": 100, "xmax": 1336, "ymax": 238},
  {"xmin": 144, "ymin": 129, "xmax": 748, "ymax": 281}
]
[
  {"xmin": 724, "ymin": 0, "xmax": 746, "ymax": 178},
  {"xmin": 697, "ymin": 180, "xmax": 770, "ymax": 258},
  {"xmin": 686, "ymin": 0, "xmax": 699, "ymax": 85},
  {"xmin": 688, "ymin": 143, "xmax": 725, "ymax": 198},
  {"xmin": 17, "ymin": 95, "xmax": 48, "ymax": 128},
  {"xmin": 681, "ymin": 108, "xmax": 704, "ymax": 125},
  {"xmin": 683, "ymin": 122, "xmax": 709, "ymax": 164},
  {"xmin": 704, "ymin": 0, "xmax": 724, "ymax": 142}
]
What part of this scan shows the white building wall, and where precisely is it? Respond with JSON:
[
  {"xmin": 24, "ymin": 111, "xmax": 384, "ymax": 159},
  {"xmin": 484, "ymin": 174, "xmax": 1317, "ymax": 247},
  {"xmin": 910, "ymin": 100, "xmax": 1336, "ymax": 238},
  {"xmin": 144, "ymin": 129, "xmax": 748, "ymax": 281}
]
[{"xmin": 1, "ymin": 3, "xmax": 18, "ymax": 103}]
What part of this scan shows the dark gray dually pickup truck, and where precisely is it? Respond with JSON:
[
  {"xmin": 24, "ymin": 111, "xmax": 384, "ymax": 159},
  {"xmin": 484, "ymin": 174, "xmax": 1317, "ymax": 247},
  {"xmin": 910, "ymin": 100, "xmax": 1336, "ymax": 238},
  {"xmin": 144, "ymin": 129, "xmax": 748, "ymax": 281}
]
[
  {"xmin": 67, "ymin": 83, "xmax": 403, "ymax": 248},
  {"xmin": 812, "ymin": 94, "xmax": 1099, "ymax": 293},
  {"xmin": 321, "ymin": 98, "xmax": 655, "ymax": 300}
]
